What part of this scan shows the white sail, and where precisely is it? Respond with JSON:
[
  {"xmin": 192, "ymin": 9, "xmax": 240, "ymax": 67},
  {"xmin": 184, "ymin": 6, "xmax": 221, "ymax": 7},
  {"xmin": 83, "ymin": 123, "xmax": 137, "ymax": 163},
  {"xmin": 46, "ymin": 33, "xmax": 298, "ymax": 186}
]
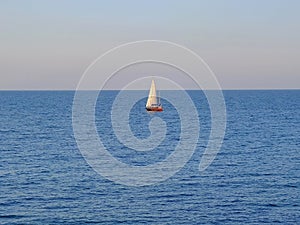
[{"xmin": 146, "ymin": 79, "xmax": 158, "ymax": 108}]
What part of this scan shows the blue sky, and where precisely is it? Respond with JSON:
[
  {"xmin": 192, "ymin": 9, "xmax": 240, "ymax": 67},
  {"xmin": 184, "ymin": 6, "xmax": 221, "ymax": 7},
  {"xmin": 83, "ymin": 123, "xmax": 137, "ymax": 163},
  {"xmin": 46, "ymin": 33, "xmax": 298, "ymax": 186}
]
[{"xmin": 0, "ymin": 0, "xmax": 299, "ymax": 89}]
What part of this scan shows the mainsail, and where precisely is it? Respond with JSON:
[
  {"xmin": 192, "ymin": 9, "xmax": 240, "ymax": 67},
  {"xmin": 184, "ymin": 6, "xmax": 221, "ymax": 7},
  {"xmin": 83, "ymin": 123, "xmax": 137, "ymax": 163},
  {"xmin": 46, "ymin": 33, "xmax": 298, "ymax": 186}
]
[{"xmin": 146, "ymin": 79, "xmax": 158, "ymax": 108}]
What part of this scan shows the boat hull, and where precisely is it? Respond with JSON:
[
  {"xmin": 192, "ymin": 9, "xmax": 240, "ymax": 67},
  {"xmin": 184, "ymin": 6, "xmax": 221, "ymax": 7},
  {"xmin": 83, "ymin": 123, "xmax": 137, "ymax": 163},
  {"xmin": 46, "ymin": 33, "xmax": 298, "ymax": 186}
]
[{"xmin": 146, "ymin": 106, "xmax": 163, "ymax": 112}]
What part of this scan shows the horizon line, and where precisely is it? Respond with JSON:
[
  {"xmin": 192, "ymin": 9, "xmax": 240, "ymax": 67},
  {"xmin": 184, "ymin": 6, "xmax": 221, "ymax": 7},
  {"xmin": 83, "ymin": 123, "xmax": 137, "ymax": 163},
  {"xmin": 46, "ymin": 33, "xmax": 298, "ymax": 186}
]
[{"xmin": 0, "ymin": 88, "xmax": 299, "ymax": 91}]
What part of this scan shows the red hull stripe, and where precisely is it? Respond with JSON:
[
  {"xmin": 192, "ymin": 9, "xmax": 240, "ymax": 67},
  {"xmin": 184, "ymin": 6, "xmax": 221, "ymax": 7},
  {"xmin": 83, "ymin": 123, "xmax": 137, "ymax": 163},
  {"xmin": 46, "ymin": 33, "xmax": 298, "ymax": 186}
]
[{"xmin": 146, "ymin": 107, "xmax": 163, "ymax": 112}]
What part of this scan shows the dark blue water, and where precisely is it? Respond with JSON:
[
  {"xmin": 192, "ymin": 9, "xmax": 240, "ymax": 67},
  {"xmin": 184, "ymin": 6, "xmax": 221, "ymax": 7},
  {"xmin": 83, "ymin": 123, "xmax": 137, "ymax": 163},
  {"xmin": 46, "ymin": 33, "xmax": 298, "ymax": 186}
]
[{"xmin": 0, "ymin": 90, "xmax": 299, "ymax": 224}]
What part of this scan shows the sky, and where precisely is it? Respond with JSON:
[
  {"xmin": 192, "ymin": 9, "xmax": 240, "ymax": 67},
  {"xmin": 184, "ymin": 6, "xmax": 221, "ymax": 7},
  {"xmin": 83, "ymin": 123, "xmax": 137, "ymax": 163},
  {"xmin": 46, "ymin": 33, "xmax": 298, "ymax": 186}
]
[{"xmin": 0, "ymin": 0, "xmax": 299, "ymax": 90}]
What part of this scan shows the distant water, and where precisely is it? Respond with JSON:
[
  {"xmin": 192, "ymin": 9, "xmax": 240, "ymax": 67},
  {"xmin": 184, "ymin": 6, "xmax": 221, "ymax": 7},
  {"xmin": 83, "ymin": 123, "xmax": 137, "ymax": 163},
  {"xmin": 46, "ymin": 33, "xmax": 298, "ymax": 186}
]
[{"xmin": 0, "ymin": 90, "xmax": 299, "ymax": 224}]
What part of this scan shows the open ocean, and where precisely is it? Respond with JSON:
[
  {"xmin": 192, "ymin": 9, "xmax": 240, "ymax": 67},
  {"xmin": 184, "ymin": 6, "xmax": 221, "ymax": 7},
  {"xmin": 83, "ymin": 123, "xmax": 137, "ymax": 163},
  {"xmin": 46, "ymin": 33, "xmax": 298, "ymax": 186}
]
[{"xmin": 0, "ymin": 90, "xmax": 299, "ymax": 224}]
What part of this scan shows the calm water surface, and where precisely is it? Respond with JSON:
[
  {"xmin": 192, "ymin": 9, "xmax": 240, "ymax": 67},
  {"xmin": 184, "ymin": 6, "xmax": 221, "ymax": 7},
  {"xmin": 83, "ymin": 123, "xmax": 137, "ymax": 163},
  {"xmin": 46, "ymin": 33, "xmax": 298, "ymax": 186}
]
[{"xmin": 0, "ymin": 90, "xmax": 299, "ymax": 224}]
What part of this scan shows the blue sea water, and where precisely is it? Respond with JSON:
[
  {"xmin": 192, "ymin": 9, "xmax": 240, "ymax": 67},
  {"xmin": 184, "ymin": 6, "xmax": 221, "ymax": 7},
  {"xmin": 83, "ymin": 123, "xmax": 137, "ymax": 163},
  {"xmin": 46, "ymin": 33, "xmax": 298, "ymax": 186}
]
[{"xmin": 0, "ymin": 90, "xmax": 299, "ymax": 224}]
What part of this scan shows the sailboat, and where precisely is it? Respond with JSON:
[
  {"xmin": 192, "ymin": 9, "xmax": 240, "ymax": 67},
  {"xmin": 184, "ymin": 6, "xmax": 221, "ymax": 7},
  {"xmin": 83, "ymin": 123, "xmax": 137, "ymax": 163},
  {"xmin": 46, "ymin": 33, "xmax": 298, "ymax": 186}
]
[{"xmin": 146, "ymin": 79, "xmax": 163, "ymax": 112}]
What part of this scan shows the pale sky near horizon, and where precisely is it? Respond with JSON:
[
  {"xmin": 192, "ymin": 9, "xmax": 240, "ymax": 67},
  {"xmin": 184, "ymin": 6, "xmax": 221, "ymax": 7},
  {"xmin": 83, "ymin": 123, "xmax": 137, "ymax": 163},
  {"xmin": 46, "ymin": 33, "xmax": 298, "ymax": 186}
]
[{"xmin": 0, "ymin": 0, "xmax": 299, "ymax": 90}]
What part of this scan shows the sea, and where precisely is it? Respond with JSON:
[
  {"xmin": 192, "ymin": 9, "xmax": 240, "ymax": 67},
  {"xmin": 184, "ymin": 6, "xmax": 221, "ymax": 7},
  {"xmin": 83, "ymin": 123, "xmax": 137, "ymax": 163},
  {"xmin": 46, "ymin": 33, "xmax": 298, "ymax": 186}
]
[{"xmin": 0, "ymin": 90, "xmax": 299, "ymax": 224}]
